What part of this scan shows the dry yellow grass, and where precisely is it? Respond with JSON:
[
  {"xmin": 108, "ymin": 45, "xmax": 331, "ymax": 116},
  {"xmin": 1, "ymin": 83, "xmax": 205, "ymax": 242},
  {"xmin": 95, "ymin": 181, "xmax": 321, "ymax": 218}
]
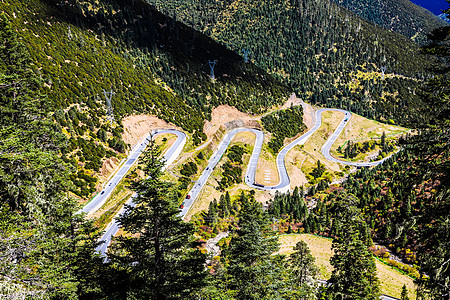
[
  {"xmin": 284, "ymin": 145, "xmax": 310, "ymax": 188},
  {"xmin": 255, "ymin": 147, "xmax": 280, "ymax": 186},
  {"xmin": 184, "ymin": 131, "xmax": 275, "ymax": 220},
  {"xmin": 278, "ymin": 234, "xmax": 417, "ymax": 298},
  {"xmin": 154, "ymin": 133, "xmax": 177, "ymax": 154},
  {"xmin": 330, "ymin": 112, "xmax": 408, "ymax": 159}
]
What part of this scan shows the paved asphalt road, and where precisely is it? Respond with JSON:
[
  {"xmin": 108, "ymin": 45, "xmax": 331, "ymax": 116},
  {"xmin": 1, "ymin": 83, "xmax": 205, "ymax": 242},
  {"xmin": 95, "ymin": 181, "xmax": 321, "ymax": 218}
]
[
  {"xmin": 319, "ymin": 109, "xmax": 391, "ymax": 167},
  {"xmin": 179, "ymin": 128, "xmax": 264, "ymax": 218},
  {"xmin": 95, "ymin": 108, "xmax": 394, "ymax": 254},
  {"xmin": 181, "ymin": 108, "xmax": 393, "ymax": 218},
  {"xmin": 94, "ymin": 130, "xmax": 186, "ymax": 256},
  {"xmin": 92, "ymin": 112, "xmax": 400, "ymax": 299},
  {"xmin": 79, "ymin": 131, "xmax": 157, "ymax": 216}
]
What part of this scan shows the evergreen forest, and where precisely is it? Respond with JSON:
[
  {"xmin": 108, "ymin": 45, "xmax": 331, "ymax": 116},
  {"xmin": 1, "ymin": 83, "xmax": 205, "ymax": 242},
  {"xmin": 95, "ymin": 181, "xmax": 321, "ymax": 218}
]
[
  {"xmin": 151, "ymin": 0, "xmax": 440, "ymax": 126},
  {"xmin": 1, "ymin": 0, "xmax": 449, "ymax": 299}
]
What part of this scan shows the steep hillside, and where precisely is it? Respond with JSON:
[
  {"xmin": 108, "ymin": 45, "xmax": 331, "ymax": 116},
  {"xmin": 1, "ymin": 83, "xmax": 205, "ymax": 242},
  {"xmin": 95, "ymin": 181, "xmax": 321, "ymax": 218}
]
[
  {"xmin": 0, "ymin": 0, "xmax": 290, "ymax": 198},
  {"xmin": 149, "ymin": 0, "xmax": 437, "ymax": 127},
  {"xmin": 331, "ymin": 0, "xmax": 448, "ymax": 45}
]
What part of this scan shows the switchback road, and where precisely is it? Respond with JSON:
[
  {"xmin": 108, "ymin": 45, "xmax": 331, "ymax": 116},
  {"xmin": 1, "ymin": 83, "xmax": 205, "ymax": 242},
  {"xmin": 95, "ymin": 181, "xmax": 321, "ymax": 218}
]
[
  {"xmin": 181, "ymin": 108, "xmax": 393, "ymax": 218},
  {"xmin": 93, "ymin": 107, "xmax": 395, "ymax": 255}
]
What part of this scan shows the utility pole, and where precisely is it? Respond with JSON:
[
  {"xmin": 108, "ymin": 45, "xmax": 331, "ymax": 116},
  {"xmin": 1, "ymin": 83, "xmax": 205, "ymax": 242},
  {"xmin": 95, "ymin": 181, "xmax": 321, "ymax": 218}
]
[
  {"xmin": 103, "ymin": 89, "xmax": 115, "ymax": 122},
  {"xmin": 242, "ymin": 49, "xmax": 250, "ymax": 63},
  {"xmin": 380, "ymin": 66, "xmax": 386, "ymax": 80},
  {"xmin": 208, "ymin": 60, "xmax": 216, "ymax": 80},
  {"xmin": 67, "ymin": 25, "xmax": 73, "ymax": 41}
]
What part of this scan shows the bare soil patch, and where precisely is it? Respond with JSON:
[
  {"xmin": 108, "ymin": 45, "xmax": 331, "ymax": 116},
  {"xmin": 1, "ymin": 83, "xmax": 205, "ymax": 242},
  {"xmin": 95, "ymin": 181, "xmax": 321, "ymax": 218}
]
[
  {"xmin": 285, "ymin": 149, "xmax": 309, "ymax": 188},
  {"xmin": 203, "ymin": 105, "xmax": 262, "ymax": 140},
  {"xmin": 122, "ymin": 114, "xmax": 178, "ymax": 147}
]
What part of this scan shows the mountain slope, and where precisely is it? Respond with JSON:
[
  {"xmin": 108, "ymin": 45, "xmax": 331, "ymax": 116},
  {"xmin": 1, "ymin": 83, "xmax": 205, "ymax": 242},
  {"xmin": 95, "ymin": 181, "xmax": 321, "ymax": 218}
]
[
  {"xmin": 331, "ymin": 0, "xmax": 448, "ymax": 45},
  {"xmin": 151, "ymin": 0, "xmax": 436, "ymax": 126},
  {"xmin": 0, "ymin": 0, "xmax": 290, "ymax": 198},
  {"xmin": 1, "ymin": 0, "xmax": 289, "ymax": 127}
]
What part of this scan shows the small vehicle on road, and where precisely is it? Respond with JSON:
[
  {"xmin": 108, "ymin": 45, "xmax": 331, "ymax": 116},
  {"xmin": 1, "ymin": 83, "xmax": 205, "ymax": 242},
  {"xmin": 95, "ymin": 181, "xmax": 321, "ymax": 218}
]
[
  {"xmin": 186, "ymin": 195, "xmax": 191, "ymax": 199},
  {"xmin": 101, "ymin": 191, "xmax": 105, "ymax": 195},
  {"xmin": 180, "ymin": 202, "xmax": 185, "ymax": 209}
]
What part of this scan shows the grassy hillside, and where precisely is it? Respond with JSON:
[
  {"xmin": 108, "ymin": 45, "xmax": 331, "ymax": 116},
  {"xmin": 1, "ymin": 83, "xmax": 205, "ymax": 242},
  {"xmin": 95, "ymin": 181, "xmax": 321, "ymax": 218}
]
[
  {"xmin": 332, "ymin": 0, "xmax": 448, "ymax": 45},
  {"xmin": 278, "ymin": 234, "xmax": 417, "ymax": 298},
  {"xmin": 150, "ymin": 0, "xmax": 438, "ymax": 127},
  {"xmin": 0, "ymin": 0, "xmax": 290, "ymax": 198}
]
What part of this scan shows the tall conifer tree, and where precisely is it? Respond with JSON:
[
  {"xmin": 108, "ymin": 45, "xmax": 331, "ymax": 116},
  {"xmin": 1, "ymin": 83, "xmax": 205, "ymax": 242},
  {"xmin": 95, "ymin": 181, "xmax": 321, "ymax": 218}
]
[
  {"xmin": 111, "ymin": 137, "xmax": 206, "ymax": 299},
  {"xmin": 328, "ymin": 194, "xmax": 380, "ymax": 299}
]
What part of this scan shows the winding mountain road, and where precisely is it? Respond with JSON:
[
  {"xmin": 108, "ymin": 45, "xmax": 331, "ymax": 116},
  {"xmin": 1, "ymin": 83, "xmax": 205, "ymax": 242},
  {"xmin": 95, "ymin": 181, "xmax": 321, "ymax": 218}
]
[
  {"xmin": 180, "ymin": 128, "xmax": 264, "ymax": 217},
  {"xmin": 87, "ymin": 108, "xmax": 402, "ymax": 300},
  {"xmin": 78, "ymin": 132, "xmax": 155, "ymax": 216},
  {"xmin": 181, "ymin": 108, "xmax": 392, "ymax": 218},
  {"xmin": 90, "ymin": 107, "xmax": 395, "ymax": 256}
]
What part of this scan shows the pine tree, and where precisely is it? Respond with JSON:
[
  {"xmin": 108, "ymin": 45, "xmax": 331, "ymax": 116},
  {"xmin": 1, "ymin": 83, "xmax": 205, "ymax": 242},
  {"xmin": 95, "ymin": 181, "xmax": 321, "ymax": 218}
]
[
  {"xmin": 381, "ymin": 131, "xmax": 387, "ymax": 152},
  {"xmin": 206, "ymin": 198, "xmax": 219, "ymax": 225},
  {"xmin": 111, "ymin": 138, "xmax": 206, "ymax": 299},
  {"xmin": 225, "ymin": 192, "xmax": 282, "ymax": 299},
  {"xmin": 288, "ymin": 240, "xmax": 319, "ymax": 287},
  {"xmin": 328, "ymin": 195, "xmax": 380, "ymax": 299},
  {"xmin": 401, "ymin": 284, "xmax": 410, "ymax": 300}
]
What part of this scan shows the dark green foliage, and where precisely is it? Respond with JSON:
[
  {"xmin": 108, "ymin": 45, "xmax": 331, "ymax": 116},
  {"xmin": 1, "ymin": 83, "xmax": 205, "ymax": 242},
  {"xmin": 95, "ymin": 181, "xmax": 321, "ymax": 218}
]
[
  {"xmin": 288, "ymin": 240, "xmax": 319, "ymax": 294},
  {"xmin": 151, "ymin": 0, "xmax": 436, "ymax": 127},
  {"xmin": 328, "ymin": 194, "xmax": 380, "ymax": 299},
  {"xmin": 227, "ymin": 145, "xmax": 245, "ymax": 164},
  {"xmin": 199, "ymin": 191, "xmax": 320, "ymax": 299},
  {"xmin": 0, "ymin": 13, "xmax": 104, "ymax": 298},
  {"xmin": 97, "ymin": 129, "xmax": 107, "ymax": 142},
  {"xmin": 340, "ymin": 135, "xmax": 395, "ymax": 160},
  {"xmin": 217, "ymin": 145, "xmax": 245, "ymax": 191},
  {"xmin": 107, "ymin": 136, "xmax": 127, "ymax": 153},
  {"xmin": 218, "ymin": 161, "xmax": 242, "ymax": 191},
  {"xmin": 205, "ymin": 199, "xmax": 219, "ymax": 226},
  {"xmin": 0, "ymin": 0, "xmax": 290, "ymax": 200},
  {"xmin": 408, "ymin": 57, "xmax": 450, "ymax": 297},
  {"xmin": 110, "ymin": 138, "xmax": 206, "ymax": 299},
  {"xmin": 262, "ymin": 106, "xmax": 306, "ymax": 153},
  {"xmin": 224, "ymin": 192, "xmax": 283, "ymax": 299},
  {"xmin": 401, "ymin": 284, "xmax": 410, "ymax": 300},
  {"xmin": 310, "ymin": 160, "xmax": 326, "ymax": 179},
  {"xmin": 268, "ymin": 187, "xmax": 308, "ymax": 223},
  {"xmin": 219, "ymin": 191, "xmax": 232, "ymax": 217},
  {"xmin": 70, "ymin": 172, "xmax": 97, "ymax": 197},
  {"xmin": 0, "ymin": 0, "xmax": 289, "ymax": 129},
  {"xmin": 331, "ymin": 0, "xmax": 448, "ymax": 45},
  {"xmin": 196, "ymin": 151, "xmax": 204, "ymax": 160},
  {"xmin": 180, "ymin": 161, "xmax": 198, "ymax": 177}
]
